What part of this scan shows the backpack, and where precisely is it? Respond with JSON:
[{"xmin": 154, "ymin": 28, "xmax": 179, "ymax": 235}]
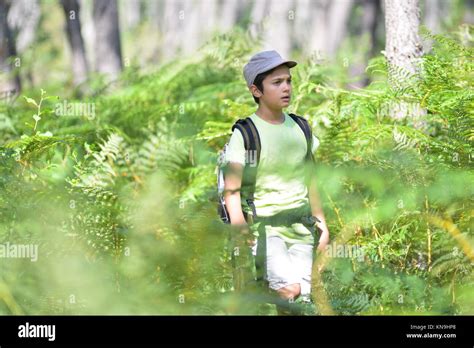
[{"xmin": 217, "ymin": 113, "xmax": 315, "ymax": 224}]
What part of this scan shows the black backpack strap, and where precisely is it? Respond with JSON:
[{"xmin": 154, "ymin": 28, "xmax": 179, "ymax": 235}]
[
  {"xmin": 231, "ymin": 118, "xmax": 261, "ymax": 219},
  {"xmin": 288, "ymin": 113, "xmax": 315, "ymax": 162}
]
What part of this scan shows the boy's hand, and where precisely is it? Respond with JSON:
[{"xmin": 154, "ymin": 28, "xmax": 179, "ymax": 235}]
[
  {"xmin": 316, "ymin": 228, "xmax": 330, "ymax": 273},
  {"xmin": 317, "ymin": 231, "xmax": 330, "ymax": 253},
  {"xmin": 233, "ymin": 224, "xmax": 256, "ymax": 247},
  {"xmin": 240, "ymin": 225, "xmax": 256, "ymax": 247}
]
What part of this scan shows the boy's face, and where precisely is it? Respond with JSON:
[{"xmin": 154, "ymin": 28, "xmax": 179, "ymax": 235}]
[{"xmin": 251, "ymin": 65, "xmax": 292, "ymax": 110}]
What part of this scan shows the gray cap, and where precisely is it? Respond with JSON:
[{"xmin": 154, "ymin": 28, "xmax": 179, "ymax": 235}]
[{"xmin": 243, "ymin": 50, "xmax": 297, "ymax": 87}]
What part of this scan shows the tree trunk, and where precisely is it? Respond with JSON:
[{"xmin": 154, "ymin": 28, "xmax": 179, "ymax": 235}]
[
  {"xmin": 0, "ymin": 0, "xmax": 21, "ymax": 98},
  {"xmin": 187, "ymin": 0, "xmax": 219, "ymax": 47},
  {"xmin": 349, "ymin": 0, "xmax": 381, "ymax": 89},
  {"xmin": 423, "ymin": 0, "xmax": 443, "ymax": 52},
  {"xmin": 235, "ymin": 0, "xmax": 252, "ymax": 24},
  {"xmin": 293, "ymin": 0, "xmax": 312, "ymax": 52},
  {"xmin": 384, "ymin": 0, "xmax": 425, "ymax": 120},
  {"xmin": 124, "ymin": 0, "xmax": 141, "ymax": 30},
  {"xmin": 385, "ymin": 0, "xmax": 423, "ymax": 79},
  {"xmin": 327, "ymin": 0, "xmax": 354, "ymax": 57},
  {"xmin": 201, "ymin": 0, "xmax": 218, "ymax": 37},
  {"xmin": 464, "ymin": 0, "xmax": 474, "ymax": 24},
  {"xmin": 7, "ymin": 0, "xmax": 40, "ymax": 53},
  {"xmin": 219, "ymin": 0, "xmax": 239, "ymax": 32},
  {"xmin": 79, "ymin": 0, "xmax": 94, "ymax": 69},
  {"xmin": 249, "ymin": 0, "xmax": 268, "ymax": 39},
  {"xmin": 145, "ymin": 0, "xmax": 160, "ymax": 29},
  {"xmin": 308, "ymin": 0, "xmax": 354, "ymax": 59},
  {"xmin": 162, "ymin": 0, "xmax": 184, "ymax": 61},
  {"xmin": 424, "ymin": 0, "xmax": 442, "ymax": 33},
  {"xmin": 362, "ymin": 0, "xmax": 381, "ymax": 58},
  {"xmin": 61, "ymin": 0, "xmax": 89, "ymax": 86},
  {"xmin": 93, "ymin": 0, "xmax": 123, "ymax": 79},
  {"xmin": 263, "ymin": 0, "xmax": 293, "ymax": 58},
  {"xmin": 182, "ymin": 0, "xmax": 201, "ymax": 55},
  {"xmin": 308, "ymin": 0, "xmax": 330, "ymax": 60}
]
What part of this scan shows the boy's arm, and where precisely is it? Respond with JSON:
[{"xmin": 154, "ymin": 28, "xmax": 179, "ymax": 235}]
[
  {"xmin": 308, "ymin": 174, "xmax": 330, "ymax": 252},
  {"xmin": 224, "ymin": 163, "xmax": 247, "ymax": 226},
  {"xmin": 224, "ymin": 163, "xmax": 254, "ymax": 245}
]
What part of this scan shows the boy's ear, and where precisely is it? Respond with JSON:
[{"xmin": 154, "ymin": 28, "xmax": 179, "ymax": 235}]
[{"xmin": 249, "ymin": 85, "xmax": 262, "ymax": 98}]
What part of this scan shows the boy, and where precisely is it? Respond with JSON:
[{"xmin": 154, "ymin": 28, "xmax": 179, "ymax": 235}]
[{"xmin": 223, "ymin": 50, "xmax": 330, "ymax": 313}]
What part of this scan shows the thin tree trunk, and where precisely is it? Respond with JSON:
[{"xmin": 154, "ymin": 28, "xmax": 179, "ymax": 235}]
[
  {"xmin": 7, "ymin": 0, "xmax": 39, "ymax": 89},
  {"xmin": 464, "ymin": 0, "xmax": 474, "ymax": 24},
  {"xmin": 423, "ymin": 0, "xmax": 443, "ymax": 52},
  {"xmin": 189, "ymin": 0, "xmax": 219, "ymax": 46},
  {"xmin": 0, "ymin": 0, "xmax": 21, "ymax": 97},
  {"xmin": 349, "ymin": 0, "xmax": 381, "ymax": 89},
  {"xmin": 93, "ymin": 0, "xmax": 123, "ymax": 79},
  {"xmin": 162, "ymin": 0, "xmax": 184, "ymax": 61},
  {"xmin": 249, "ymin": 0, "xmax": 268, "ymax": 39},
  {"xmin": 146, "ymin": 0, "xmax": 159, "ymax": 27},
  {"xmin": 327, "ymin": 0, "xmax": 354, "ymax": 57},
  {"xmin": 384, "ymin": 0, "xmax": 425, "ymax": 120},
  {"xmin": 363, "ymin": 0, "xmax": 381, "ymax": 58},
  {"xmin": 201, "ymin": 0, "xmax": 218, "ymax": 37},
  {"xmin": 182, "ymin": 0, "xmax": 201, "ymax": 55},
  {"xmin": 293, "ymin": 0, "xmax": 311, "ymax": 52},
  {"xmin": 219, "ymin": 0, "xmax": 239, "ymax": 32},
  {"xmin": 424, "ymin": 0, "xmax": 442, "ymax": 33},
  {"xmin": 263, "ymin": 0, "xmax": 293, "ymax": 58},
  {"xmin": 7, "ymin": 0, "xmax": 40, "ymax": 53},
  {"xmin": 61, "ymin": 0, "xmax": 89, "ymax": 86},
  {"xmin": 80, "ymin": 0, "xmax": 94, "ymax": 69},
  {"xmin": 308, "ymin": 0, "xmax": 330, "ymax": 60},
  {"xmin": 124, "ymin": 0, "xmax": 141, "ymax": 30},
  {"xmin": 235, "ymin": 0, "xmax": 252, "ymax": 24}
]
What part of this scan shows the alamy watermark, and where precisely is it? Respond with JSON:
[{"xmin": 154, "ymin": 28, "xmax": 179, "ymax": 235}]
[
  {"xmin": 18, "ymin": 322, "xmax": 55, "ymax": 341},
  {"xmin": 218, "ymin": 147, "xmax": 257, "ymax": 167},
  {"xmin": 54, "ymin": 100, "xmax": 95, "ymax": 120},
  {"xmin": 324, "ymin": 242, "xmax": 365, "ymax": 262},
  {"xmin": 0, "ymin": 242, "xmax": 38, "ymax": 262}
]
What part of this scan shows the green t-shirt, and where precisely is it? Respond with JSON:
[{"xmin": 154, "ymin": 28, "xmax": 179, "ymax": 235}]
[{"xmin": 225, "ymin": 112, "xmax": 319, "ymax": 244}]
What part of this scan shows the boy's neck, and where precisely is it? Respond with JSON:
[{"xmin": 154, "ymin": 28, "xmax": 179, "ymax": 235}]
[{"xmin": 255, "ymin": 105, "xmax": 285, "ymax": 124}]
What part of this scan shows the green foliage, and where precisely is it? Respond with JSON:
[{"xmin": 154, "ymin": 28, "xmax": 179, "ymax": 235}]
[{"xmin": 0, "ymin": 27, "xmax": 472, "ymax": 315}]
